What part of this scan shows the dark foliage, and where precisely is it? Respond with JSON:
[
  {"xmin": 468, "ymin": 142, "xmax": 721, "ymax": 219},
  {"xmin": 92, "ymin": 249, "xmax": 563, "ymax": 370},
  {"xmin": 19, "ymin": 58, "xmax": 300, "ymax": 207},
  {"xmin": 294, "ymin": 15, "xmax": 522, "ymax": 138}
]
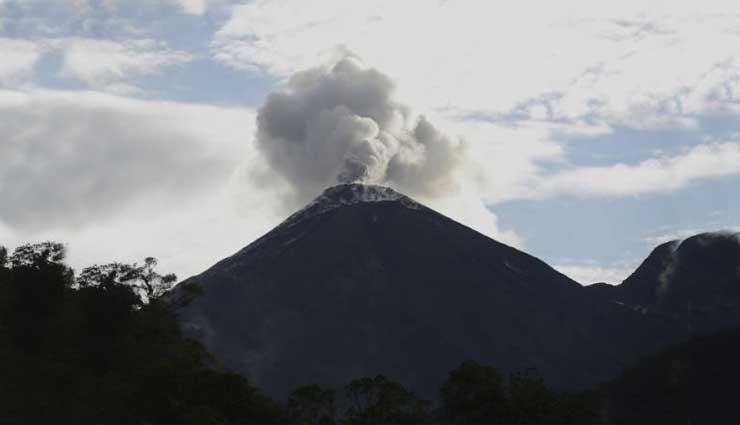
[
  {"xmin": 77, "ymin": 256, "xmax": 177, "ymax": 304},
  {"xmin": 343, "ymin": 374, "xmax": 433, "ymax": 424},
  {"xmin": 287, "ymin": 384, "xmax": 337, "ymax": 425},
  {"xmin": 604, "ymin": 329, "xmax": 740, "ymax": 424},
  {"xmin": 0, "ymin": 242, "xmax": 284, "ymax": 424},
  {"xmin": 284, "ymin": 367, "xmax": 599, "ymax": 425},
  {"xmin": 441, "ymin": 360, "xmax": 507, "ymax": 423},
  {"xmin": 440, "ymin": 361, "xmax": 600, "ymax": 424}
]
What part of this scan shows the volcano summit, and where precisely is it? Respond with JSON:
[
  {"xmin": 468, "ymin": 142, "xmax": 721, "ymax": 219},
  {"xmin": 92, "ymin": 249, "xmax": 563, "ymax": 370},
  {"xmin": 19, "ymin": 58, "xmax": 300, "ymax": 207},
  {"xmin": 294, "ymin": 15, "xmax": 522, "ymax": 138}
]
[{"xmin": 171, "ymin": 184, "xmax": 683, "ymax": 399}]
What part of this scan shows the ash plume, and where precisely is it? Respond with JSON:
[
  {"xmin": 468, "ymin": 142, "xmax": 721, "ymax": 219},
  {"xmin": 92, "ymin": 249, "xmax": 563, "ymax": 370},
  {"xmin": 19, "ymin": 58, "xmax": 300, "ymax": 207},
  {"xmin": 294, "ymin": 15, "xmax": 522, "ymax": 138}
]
[{"xmin": 255, "ymin": 55, "xmax": 465, "ymax": 205}]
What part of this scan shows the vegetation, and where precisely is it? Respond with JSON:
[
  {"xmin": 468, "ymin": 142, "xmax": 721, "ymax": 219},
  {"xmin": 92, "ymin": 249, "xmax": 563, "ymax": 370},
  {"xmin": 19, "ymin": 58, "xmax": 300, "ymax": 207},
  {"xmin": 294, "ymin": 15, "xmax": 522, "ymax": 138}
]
[
  {"xmin": 2, "ymin": 240, "xmax": 732, "ymax": 424},
  {"xmin": 441, "ymin": 361, "xmax": 599, "ymax": 424},
  {"xmin": 0, "ymin": 242, "xmax": 283, "ymax": 424},
  {"xmin": 603, "ymin": 329, "xmax": 740, "ymax": 424},
  {"xmin": 286, "ymin": 384, "xmax": 337, "ymax": 425},
  {"xmin": 343, "ymin": 374, "xmax": 433, "ymax": 424}
]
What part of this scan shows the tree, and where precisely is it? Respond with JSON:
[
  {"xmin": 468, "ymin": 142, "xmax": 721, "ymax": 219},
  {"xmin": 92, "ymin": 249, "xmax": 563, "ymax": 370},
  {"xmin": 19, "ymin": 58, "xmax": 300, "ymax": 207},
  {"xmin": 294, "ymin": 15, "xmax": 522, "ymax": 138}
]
[
  {"xmin": 0, "ymin": 246, "xmax": 7, "ymax": 269},
  {"xmin": 441, "ymin": 360, "xmax": 507, "ymax": 424},
  {"xmin": 8, "ymin": 242, "xmax": 67, "ymax": 269},
  {"xmin": 507, "ymin": 368, "xmax": 556, "ymax": 424},
  {"xmin": 287, "ymin": 384, "xmax": 337, "ymax": 425},
  {"xmin": 0, "ymin": 243, "xmax": 74, "ymax": 352},
  {"xmin": 0, "ymin": 241, "xmax": 286, "ymax": 424},
  {"xmin": 77, "ymin": 257, "xmax": 176, "ymax": 304},
  {"xmin": 344, "ymin": 374, "xmax": 431, "ymax": 424}
]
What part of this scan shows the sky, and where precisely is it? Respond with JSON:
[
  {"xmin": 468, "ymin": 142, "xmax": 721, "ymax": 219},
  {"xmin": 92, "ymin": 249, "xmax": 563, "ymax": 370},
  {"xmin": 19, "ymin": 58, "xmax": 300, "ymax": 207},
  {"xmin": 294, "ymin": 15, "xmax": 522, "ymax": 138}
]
[{"xmin": 2, "ymin": 0, "xmax": 740, "ymax": 285}]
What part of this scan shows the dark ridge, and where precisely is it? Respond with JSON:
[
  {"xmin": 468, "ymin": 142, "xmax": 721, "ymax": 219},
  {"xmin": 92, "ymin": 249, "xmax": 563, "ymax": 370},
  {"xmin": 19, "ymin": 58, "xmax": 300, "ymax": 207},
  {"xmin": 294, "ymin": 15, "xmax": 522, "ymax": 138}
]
[{"xmin": 170, "ymin": 184, "xmax": 684, "ymax": 400}]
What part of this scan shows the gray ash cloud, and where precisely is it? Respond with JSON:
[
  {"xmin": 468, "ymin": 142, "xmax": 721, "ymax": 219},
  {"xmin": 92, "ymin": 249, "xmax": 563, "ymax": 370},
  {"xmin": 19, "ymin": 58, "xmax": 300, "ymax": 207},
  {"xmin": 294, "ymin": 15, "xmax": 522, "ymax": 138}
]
[{"xmin": 255, "ymin": 55, "xmax": 465, "ymax": 204}]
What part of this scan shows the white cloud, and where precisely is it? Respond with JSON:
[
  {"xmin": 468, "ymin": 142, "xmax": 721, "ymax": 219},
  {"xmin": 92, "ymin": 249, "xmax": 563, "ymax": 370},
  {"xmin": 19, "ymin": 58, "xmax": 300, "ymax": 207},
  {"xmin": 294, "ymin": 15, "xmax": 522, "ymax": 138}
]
[
  {"xmin": 177, "ymin": 0, "xmax": 206, "ymax": 15},
  {"xmin": 212, "ymin": 0, "xmax": 740, "ymax": 131},
  {"xmin": 4, "ymin": 0, "xmax": 740, "ymax": 281},
  {"xmin": 0, "ymin": 88, "xmax": 286, "ymax": 279},
  {"xmin": 554, "ymin": 262, "xmax": 636, "ymax": 285},
  {"xmin": 205, "ymin": 0, "xmax": 740, "ymax": 221},
  {"xmin": 0, "ymin": 38, "xmax": 43, "ymax": 85},
  {"xmin": 3, "ymin": 183, "xmax": 283, "ymax": 281},
  {"xmin": 529, "ymin": 140, "xmax": 740, "ymax": 200},
  {"xmin": 102, "ymin": 0, "xmax": 216, "ymax": 16},
  {"xmin": 644, "ymin": 224, "xmax": 740, "ymax": 247},
  {"xmin": 60, "ymin": 38, "xmax": 194, "ymax": 90},
  {"xmin": 0, "ymin": 88, "xmax": 255, "ymax": 229},
  {"xmin": 433, "ymin": 118, "xmax": 574, "ymax": 204},
  {"xmin": 0, "ymin": 81, "xmax": 526, "ymax": 278},
  {"xmin": 427, "ymin": 118, "xmax": 740, "ymax": 204}
]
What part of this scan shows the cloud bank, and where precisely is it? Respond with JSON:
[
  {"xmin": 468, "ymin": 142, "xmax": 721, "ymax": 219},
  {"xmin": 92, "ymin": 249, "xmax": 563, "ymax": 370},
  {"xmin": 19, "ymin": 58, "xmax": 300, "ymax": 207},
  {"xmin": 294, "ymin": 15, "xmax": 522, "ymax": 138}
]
[
  {"xmin": 0, "ymin": 38, "xmax": 43, "ymax": 84},
  {"xmin": 60, "ymin": 38, "xmax": 194, "ymax": 92},
  {"xmin": 531, "ymin": 140, "xmax": 740, "ymax": 201},
  {"xmin": 0, "ymin": 89, "xmax": 252, "ymax": 230}
]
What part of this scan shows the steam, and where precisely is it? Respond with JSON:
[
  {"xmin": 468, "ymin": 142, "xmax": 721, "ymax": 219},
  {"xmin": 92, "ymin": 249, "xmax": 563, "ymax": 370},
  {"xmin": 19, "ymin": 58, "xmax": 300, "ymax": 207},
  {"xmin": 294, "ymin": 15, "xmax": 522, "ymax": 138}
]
[
  {"xmin": 656, "ymin": 240, "xmax": 681, "ymax": 298},
  {"xmin": 656, "ymin": 232, "xmax": 740, "ymax": 298},
  {"xmin": 255, "ymin": 55, "xmax": 465, "ymax": 205}
]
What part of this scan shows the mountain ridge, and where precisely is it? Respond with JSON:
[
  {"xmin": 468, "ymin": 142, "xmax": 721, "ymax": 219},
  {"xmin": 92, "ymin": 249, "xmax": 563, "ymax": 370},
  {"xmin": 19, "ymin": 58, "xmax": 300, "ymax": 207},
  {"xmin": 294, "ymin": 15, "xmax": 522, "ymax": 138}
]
[
  {"xmin": 170, "ymin": 184, "xmax": 734, "ymax": 400},
  {"xmin": 591, "ymin": 231, "xmax": 740, "ymax": 332}
]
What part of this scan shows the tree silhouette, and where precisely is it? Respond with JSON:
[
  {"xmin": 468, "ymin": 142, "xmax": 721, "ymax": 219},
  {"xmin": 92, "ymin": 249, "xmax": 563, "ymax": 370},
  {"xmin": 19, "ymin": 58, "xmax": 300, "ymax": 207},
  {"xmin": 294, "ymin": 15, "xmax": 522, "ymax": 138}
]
[
  {"xmin": 441, "ymin": 360, "xmax": 508, "ymax": 424},
  {"xmin": 77, "ymin": 257, "xmax": 176, "ymax": 304},
  {"xmin": 0, "ymin": 246, "xmax": 7, "ymax": 267},
  {"xmin": 507, "ymin": 368, "xmax": 556, "ymax": 424},
  {"xmin": 8, "ymin": 242, "xmax": 67, "ymax": 268},
  {"xmin": 0, "ymin": 241, "xmax": 284, "ymax": 424},
  {"xmin": 344, "ymin": 374, "xmax": 431, "ymax": 424},
  {"xmin": 287, "ymin": 384, "xmax": 337, "ymax": 425}
]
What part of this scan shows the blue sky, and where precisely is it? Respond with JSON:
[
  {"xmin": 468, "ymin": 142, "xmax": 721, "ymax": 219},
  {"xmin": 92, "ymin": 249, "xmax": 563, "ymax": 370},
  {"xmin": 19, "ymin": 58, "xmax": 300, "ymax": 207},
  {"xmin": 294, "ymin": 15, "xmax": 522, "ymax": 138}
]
[{"xmin": 2, "ymin": 0, "xmax": 740, "ymax": 284}]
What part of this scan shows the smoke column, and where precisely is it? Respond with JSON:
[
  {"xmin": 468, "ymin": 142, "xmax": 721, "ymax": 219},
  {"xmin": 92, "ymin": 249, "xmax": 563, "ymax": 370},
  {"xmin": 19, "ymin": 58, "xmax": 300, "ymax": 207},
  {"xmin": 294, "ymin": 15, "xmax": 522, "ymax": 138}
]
[{"xmin": 255, "ymin": 55, "xmax": 465, "ymax": 205}]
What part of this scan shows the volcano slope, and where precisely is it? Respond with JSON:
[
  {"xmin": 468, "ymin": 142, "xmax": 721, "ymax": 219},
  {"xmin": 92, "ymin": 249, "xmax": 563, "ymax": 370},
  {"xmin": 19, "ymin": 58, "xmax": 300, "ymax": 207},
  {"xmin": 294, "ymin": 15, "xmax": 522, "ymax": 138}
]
[
  {"xmin": 171, "ymin": 184, "xmax": 681, "ymax": 399},
  {"xmin": 588, "ymin": 231, "xmax": 740, "ymax": 334}
]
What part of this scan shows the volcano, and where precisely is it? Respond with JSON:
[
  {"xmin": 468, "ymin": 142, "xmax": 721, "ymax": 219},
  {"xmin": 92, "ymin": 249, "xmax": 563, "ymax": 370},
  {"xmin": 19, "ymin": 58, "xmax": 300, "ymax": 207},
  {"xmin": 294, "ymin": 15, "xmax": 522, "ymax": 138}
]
[{"xmin": 171, "ymin": 184, "xmax": 681, "ymax": 399}]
